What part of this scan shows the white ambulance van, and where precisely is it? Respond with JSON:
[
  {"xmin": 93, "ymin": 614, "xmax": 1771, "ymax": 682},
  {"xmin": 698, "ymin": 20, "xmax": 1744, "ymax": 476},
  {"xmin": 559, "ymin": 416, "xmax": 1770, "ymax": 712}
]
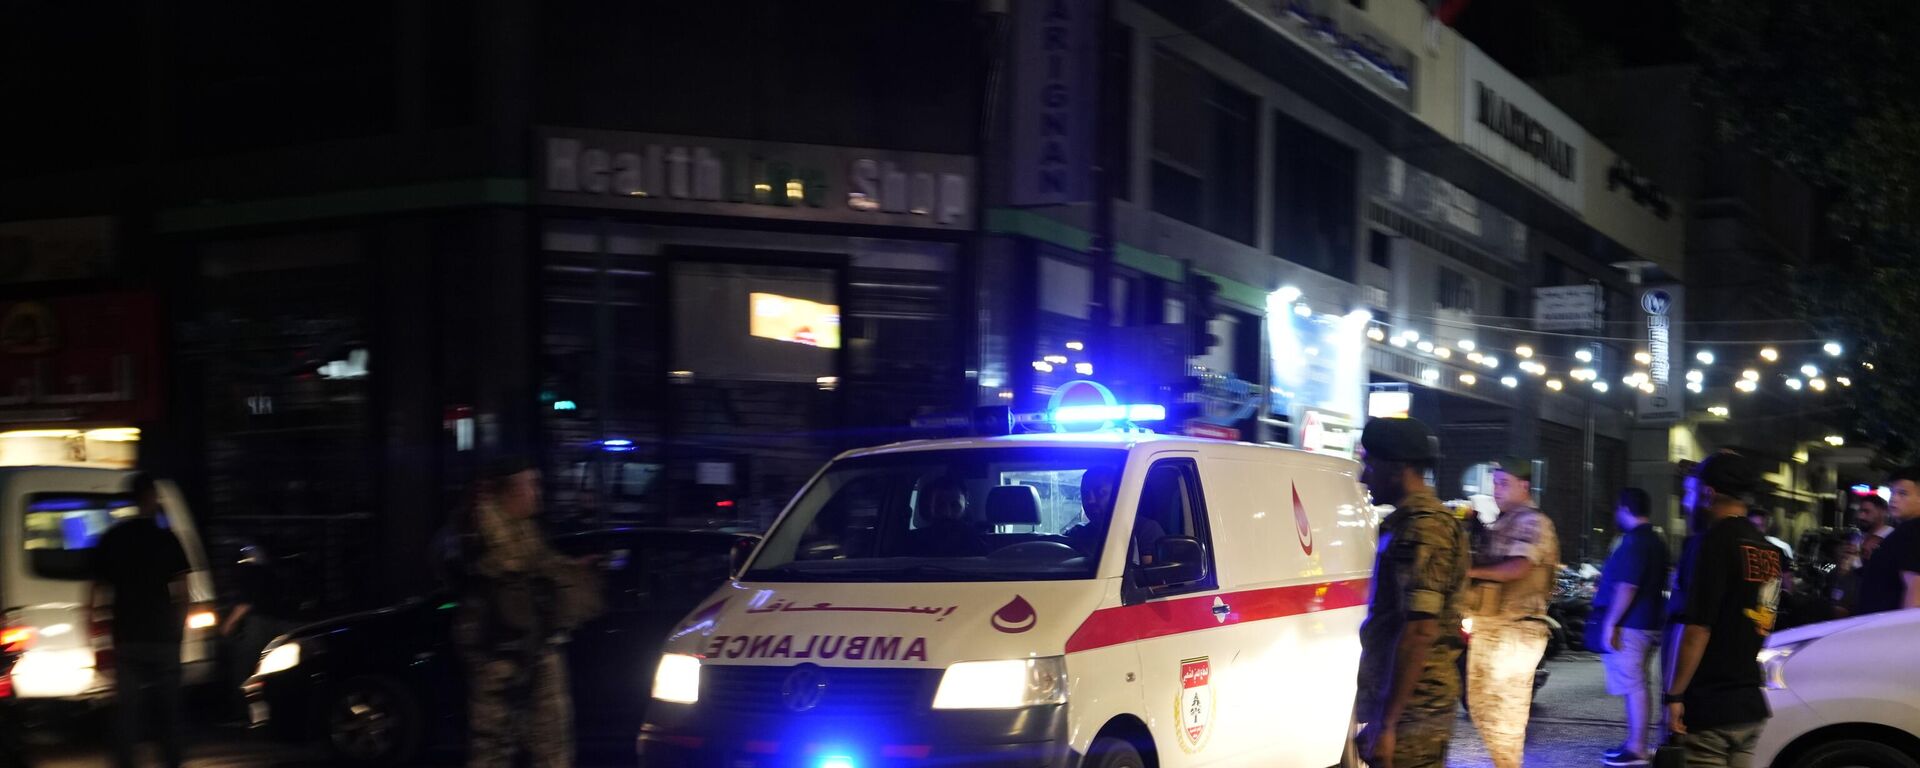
[
  {"xmin": 2, "ymin": 466, "xmax": 218, "ymax": 702},
  {"xmin": 639, "ymin": 424, "xmax": 1375, "ymax": 767}
]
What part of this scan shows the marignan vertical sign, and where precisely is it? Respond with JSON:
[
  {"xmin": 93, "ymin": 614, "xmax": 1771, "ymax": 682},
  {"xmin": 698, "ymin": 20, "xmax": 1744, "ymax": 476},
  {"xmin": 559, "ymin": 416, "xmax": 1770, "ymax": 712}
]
[
  {"xmin": 1637, "ymin": 286, "xmax": 1684, "ymax": 422},
  {"xmin": 1009, "ymin": 0, "xmax": 1094, "ymax": 206}
]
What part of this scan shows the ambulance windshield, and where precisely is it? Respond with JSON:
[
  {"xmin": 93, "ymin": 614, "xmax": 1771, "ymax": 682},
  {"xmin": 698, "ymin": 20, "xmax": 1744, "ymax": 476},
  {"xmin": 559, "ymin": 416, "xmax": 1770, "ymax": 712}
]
[{"xmin": 743, "ymin": 447, "xmax": 1128, "ymax": 582}]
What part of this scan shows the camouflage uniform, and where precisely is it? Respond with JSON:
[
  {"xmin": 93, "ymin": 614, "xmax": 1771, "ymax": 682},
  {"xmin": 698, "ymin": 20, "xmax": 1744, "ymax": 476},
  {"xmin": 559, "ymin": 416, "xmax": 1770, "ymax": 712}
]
[
  {"xmin": 455, "ymin": 498, "xmax": 598, "ymax": 768},
  {"xmin": 1465, "ymin": 506, "xmax": 1558, "ymax": 768},
  {"xmin": 1356, "ymin": 488, "xmax": 1471, "ymax": 768}
]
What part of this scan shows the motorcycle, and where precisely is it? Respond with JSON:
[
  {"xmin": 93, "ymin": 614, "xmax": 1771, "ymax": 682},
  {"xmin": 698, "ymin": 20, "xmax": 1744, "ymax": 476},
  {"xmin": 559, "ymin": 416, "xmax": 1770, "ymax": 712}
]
[{"xmin": 1550, "ymin": 562, "xmax": 1599, "ymax": 652}]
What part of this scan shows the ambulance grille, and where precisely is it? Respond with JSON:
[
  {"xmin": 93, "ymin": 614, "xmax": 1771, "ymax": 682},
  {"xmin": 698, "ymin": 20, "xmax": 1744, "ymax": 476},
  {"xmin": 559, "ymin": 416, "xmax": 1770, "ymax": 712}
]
[{"xmin": 702, "ymin": 665, "xmax": 937, "ymax": 715}]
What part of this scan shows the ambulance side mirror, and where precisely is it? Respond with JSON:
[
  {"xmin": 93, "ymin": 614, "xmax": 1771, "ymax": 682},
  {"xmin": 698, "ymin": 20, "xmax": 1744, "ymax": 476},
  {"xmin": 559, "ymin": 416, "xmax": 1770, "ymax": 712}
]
[
  {"xmin": 729, "ymin": 536, "xmax": 760, "ymax": 578},
  {"xmin": 1137, "ymin": 537, "xmax": 1207, "ymax": 588}
]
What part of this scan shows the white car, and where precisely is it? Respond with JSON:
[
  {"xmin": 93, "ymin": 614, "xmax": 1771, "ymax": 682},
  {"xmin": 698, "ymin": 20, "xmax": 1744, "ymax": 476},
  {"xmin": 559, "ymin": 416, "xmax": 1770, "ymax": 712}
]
[{"xmin": 1756, "ymin": 609, "xmax": 1920, "ymax": 768}]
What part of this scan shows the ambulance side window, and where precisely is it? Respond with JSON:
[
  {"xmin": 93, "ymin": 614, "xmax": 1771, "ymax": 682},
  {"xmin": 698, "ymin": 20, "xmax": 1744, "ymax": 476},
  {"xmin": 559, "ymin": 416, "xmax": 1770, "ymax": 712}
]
[{"xmin": 1130, "ymin": 458, "xmax": 1216, "ymax": 596}]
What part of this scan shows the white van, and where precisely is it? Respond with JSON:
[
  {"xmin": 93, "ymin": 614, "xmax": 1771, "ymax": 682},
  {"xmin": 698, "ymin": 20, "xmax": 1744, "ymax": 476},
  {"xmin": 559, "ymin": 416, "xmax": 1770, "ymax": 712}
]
[
  {"xmin": 638, "ymin": 430, "xmax": 1375, "ymax": 768},
  {"xmin": 1, "ymin": 466, "xmax": 218, "ymax": 701}
]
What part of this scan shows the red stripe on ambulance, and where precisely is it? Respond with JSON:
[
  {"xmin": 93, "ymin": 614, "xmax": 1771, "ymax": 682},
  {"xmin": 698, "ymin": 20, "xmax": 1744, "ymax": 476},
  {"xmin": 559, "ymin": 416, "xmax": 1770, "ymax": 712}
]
[{"xmin": 1064, "ymin": 578, "xmax": 1370, "ymax": 654}]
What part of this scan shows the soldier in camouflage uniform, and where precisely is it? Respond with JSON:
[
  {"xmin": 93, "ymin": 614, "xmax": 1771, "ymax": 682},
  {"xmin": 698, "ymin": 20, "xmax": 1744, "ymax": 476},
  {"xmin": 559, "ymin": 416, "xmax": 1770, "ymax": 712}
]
[
  {"xmin": 454, "ymin": 456, "xmax": 601, "ymax": 768},
  {"xmin": 1463, "ymin": 458, "xmax": 1560, "ymax": 768},
  {"xmin": 1354, "ymin": 417, "xmax": 1470, "ymax": 768}
]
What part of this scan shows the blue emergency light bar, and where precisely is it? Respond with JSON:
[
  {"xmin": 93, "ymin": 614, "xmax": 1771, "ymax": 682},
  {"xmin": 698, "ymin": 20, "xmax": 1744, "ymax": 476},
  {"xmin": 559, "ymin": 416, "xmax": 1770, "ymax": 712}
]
[{"xmin": 1048, "ymin": 403, "xmax": 1167, "ymax": 424}]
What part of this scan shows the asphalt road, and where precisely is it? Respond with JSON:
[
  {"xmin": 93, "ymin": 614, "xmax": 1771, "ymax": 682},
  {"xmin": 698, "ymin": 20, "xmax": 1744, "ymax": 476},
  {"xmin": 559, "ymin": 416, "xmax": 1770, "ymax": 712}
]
[{"xmin": 20, "ymin": 652, "xmax": 1631, "ymax": 767}]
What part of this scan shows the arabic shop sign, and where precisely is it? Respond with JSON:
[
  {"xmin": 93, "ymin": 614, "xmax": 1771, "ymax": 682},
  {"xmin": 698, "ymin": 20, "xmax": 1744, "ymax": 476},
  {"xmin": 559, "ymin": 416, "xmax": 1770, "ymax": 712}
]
[
  {"xmin": 0, "ymin": 292, "xmax": 159, "ymax": 425},
  {"xmin": 1249, "ymin": 0, "xmax": 1416, "ymax": 109},
  {"xmin": 1607, "ymin": 156, "xmax": 1673, "ymax": 220},
  {"xmin": 539, "ymin": 128, "xmax": 975, "ymax": 230}
]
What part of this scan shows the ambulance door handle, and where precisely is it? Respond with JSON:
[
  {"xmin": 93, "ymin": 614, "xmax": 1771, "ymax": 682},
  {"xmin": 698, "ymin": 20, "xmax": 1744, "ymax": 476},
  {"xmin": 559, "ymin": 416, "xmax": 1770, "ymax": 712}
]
[{"xmin": 1211, "ymin": 602, "xmax": 1231, "ymax": 618}]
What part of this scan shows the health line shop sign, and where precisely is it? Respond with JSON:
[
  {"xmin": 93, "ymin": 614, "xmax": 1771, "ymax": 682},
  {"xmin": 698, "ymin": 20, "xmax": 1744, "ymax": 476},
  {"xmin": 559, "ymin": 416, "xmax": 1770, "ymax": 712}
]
[{"xmin": 539, "ymin": 128, "xmax": 974, "ymax": 230}]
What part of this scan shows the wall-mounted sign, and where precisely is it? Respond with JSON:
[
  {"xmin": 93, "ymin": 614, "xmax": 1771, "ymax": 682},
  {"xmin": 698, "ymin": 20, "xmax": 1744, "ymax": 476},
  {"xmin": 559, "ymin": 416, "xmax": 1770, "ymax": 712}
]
[
  {"xmin": 1008, "ymin": 0, "xmax": 1094, "ymax": 205},
  {"xmin": 1460, "ymin": 46, "xmax": 1585, "ymax": 213},
  {"xmin": 1375, "ymin": 156, "xmax": 1528, "ymax": 267},
  {"xmin": 538, "ymin": 128, "xmax": 974, "ymax": 230},
  {"xmin": 1297, "ymin": 407, "xmax": 1357, "ymax": 459},
  {"xmin": 1533, "ymin": 284, "xmax": 1602, "ymax": 331},
  {"xmin": 0, "ymin": 292, "xmax": 159, "ymax": 426},
  {"xmin": 1607, "ymin": 156, "xmax": 1673, "ymax": 220},
  {"xmin": 1245, "ymin": 0, "xmax": 1416, "ymax": 109},
  {"xmin": 1638, "ymin": 286, "xmax": 1684, "ymax": 422},
  {"xmin": 1367, "ymin": 390, "xmax": 1411, "ymax": 419}
]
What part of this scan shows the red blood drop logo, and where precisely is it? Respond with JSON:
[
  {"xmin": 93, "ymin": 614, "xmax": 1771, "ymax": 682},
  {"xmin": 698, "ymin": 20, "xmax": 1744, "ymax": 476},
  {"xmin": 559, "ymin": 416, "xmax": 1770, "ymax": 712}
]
[
  {"xmin": 991, "ymin": 595, "xmax": 1037, "ymax": 633},
  {"xmin": 1292, "ymin": 484, "xmax": 1314, "ymax": 556}
]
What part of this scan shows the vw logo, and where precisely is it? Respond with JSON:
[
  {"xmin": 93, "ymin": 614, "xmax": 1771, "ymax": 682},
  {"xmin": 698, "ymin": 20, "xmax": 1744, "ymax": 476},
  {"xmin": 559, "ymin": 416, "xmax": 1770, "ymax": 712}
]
[
  {"xmin": 1641, "ymin": 290, "xmax": 1672, "ymax": 316},
  {"xmin": 781, "ymin": 664, "xmax": 829, "ymax": 713}
]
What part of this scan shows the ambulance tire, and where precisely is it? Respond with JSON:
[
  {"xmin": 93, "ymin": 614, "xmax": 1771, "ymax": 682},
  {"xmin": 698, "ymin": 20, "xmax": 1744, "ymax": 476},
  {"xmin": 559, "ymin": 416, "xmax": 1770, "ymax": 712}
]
[{"xmin": 1085, "ymin": 736, "xmax": 1148, "ymax": 768}]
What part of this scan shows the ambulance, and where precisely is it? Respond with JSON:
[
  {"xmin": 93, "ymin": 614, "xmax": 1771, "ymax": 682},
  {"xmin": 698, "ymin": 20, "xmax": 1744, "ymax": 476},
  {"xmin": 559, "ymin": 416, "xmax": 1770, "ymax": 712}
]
[{"xmin": 638, "ymin": 402, "xmax": 1375, "ymax": 768}]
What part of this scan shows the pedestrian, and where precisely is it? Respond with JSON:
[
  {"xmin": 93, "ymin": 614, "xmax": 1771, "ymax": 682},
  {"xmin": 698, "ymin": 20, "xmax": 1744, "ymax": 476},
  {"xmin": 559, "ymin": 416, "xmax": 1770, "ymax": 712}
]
[
  {"xmin": 453, "ymin": 455, "xmax": 602, "ymax": 768},
  {"xmin": 1852, "ymin": 494, "xmax": 1894, "ymax": 566},
  {"xmin": 91, "ymin": 473, "xmax": 192, "ymax": 768},
  {"xmin": 1462, "ymin": 457, "xmax": 1559, "ymax": 768},
  {"xmin": 1352, "ymin": 417, "xmax": 1469, "ymax": 768},
  {"xmin": 1663, "ymin": 451, "xmax": 1780, "ymax": 766},
  {"xmin": 1851, "ymin": 467, "xmax": 1920, "ymax": 615},
  {"xmin": 222, "ymin": 542, "xmax": 298, "ymax": 720},
  {"xmin": 1591, "ymin": 488, "xmax": 1669, "ymax": 767}
]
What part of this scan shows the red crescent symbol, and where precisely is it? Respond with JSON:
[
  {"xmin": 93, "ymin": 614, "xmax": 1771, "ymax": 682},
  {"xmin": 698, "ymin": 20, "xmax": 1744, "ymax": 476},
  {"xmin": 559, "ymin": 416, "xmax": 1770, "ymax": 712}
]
[{"xmin": 1292, "ymin": 484, "xmax": 1314, "ymax": 556}]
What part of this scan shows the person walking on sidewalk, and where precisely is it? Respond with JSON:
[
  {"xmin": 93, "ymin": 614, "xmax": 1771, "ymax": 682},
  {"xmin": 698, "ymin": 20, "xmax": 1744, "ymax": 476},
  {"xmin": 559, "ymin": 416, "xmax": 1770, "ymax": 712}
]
[
  {"xmin": 1593, "ymin": 488, "xmax": 1669, "ymax": 767},
  {"xmin": 1463, "ymin": 457, "xmax": 1559, "ymax": 768},
  {"xmin": 1353, "ymin": 417, "xmax": 1469, "ymax": 768},
  {"xmin": 1665, "ymin": 452, "xmax": 1780, "ymax": 767}
]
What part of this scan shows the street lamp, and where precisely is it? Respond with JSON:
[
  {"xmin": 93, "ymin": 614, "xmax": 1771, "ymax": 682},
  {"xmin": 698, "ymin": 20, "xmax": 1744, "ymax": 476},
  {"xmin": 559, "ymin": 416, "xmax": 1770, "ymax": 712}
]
[
  {"xmin": 1825, "ymin": 341, "xmax": 1843, "ymax": 357},
  {"xmin": 1697, "ymin": 350, "xmax": 1716, "ymax": 365},
  {"xmin": 1800, "ymin": 364, "xmax": 1820, "ymax": 378},
  {"xmin": 1735, "ymin": 379, "xmax": 1758, "ymax": 393},
  {"xmin": 1516, "ymin": 344, "xmax": 1535, "ymax": 358},
  {"xmin": 1786, "ymin": 378, "xmax": 1803, "ymax": 390},
  {"xmin": 1761, "ymin": 347, "xmax": 1780, "ymax": 362}
]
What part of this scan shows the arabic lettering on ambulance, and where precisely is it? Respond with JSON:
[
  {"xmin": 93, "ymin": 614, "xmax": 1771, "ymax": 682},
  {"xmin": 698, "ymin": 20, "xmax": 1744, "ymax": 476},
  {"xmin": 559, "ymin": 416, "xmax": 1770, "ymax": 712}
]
[
  {"xmin": 705, "ymin": 634, "xmax": 930, "ymax": 662},
  {"xmin": 745, "ymin": 600, "xmax": 958, "ymax": 620}
]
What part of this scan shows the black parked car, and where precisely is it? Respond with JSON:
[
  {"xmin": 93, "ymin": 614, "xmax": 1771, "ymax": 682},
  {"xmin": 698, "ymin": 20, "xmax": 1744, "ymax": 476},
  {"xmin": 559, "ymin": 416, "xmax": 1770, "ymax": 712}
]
[{"xmin": 244, "ymin": 528, "xmax": 756, "ymax": 765}]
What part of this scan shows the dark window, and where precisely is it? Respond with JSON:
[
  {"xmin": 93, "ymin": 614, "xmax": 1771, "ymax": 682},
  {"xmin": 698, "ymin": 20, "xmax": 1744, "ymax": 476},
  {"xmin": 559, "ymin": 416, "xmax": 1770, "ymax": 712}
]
[
  {"xmin": 1110, "ymin": 21, "xmax": 1133, "ymax": 202},
  {"xmin": 1128, "ymin": 458, "xmax": 1218, "ymax": 600},
  {"xmin": 1151, "ymin": 49, "xmax": 1257, "ymax": 244},
  {"xmin": 1437, "ymin": 267, "xmax": 1475, "ymax": 311},
  {"xmin": 1369, "ymin": 230, "xmax": 1394, "ymax": 268},
  {"xmin": 1273, "ymin": 111, "xmax": 1358, "ymax": 280},
  {"xmin": 1504, "ymin": 287, "xmax": 1522, "ymax": 318}
]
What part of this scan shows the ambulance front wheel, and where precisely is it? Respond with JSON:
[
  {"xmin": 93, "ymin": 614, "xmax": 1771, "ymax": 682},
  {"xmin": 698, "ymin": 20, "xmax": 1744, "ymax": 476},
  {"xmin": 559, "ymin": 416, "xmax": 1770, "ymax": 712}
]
[{"xmin": 1084, "ymin": 736, "xmax": 1147, "ymax": 768}]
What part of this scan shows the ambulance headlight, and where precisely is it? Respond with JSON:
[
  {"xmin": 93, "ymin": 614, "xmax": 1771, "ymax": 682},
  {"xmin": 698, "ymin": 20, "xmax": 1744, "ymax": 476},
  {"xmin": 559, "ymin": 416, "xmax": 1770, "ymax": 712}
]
[
  {"xmin": 255, "ymin": 642, "xmax": 301, "ymax": 677},
  {"xmin": 651, "ymin": 653, "xmax": 702, "ymax": 704},
  {"xmin": 932, "ymin": 657, "xmax": 1068, "ymax": 710}
]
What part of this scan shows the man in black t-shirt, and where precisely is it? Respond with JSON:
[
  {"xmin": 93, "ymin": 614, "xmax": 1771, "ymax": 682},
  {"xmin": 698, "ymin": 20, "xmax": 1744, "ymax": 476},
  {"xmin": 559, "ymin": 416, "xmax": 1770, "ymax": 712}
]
[
  {"xmin": 1665, "ymin": 452, "xmax": 1781, "ymax": 767},
  {"xmin": 92, "ymin": 473, "xmax": 192, "ymax": 768},
  {"xmin": 1853, "ymin": 467, "xmax": 1920, "ymax": 615}
]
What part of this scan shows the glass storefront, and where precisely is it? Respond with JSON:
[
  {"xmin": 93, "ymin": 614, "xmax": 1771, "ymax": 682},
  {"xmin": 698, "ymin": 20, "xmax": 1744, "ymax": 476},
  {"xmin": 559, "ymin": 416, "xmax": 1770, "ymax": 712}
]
[{"xmin": 540, "ymin": 221, "xmax": 960, "ymax": 532}]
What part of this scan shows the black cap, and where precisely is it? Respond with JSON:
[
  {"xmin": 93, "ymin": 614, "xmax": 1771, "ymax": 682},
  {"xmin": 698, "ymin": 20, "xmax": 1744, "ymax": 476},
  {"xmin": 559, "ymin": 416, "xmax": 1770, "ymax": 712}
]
[
  {"xmin": 1491, "ymin": 457, "xmax": 1536, "ymax": 482},
  {"xmin": 1693, "ymin": 451, "xmax": 1759, "ymax": 496},
  {"xmin": 1361, "ymin": 417, "xmax": 1438, "ymax": 462}
]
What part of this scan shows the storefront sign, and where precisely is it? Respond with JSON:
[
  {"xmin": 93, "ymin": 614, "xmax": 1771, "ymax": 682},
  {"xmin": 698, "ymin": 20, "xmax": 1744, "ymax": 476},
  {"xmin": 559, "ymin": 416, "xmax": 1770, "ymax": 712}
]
[
  {"xmin": 1638, "ymin": 286, "xmax": 1684, "ymax": 422},
  {"xmin": 1533, "ymin": 284, "xmax": 1602, "ymax": 331},
  {"xmin": 1460, "ymin": 46, "xmax": 1585, "ymax": 213},
  {"xmin": 0, "ymin": 292, "xmax": 160, "ymax": 425},
  {"xmin": 538, "ymin": 128, "xmax": 974, "ymax": 230},
  {"xmin": 0, "ymin": 217, "xmax": 115, "ymax": 285},
  {"xmin": 1375, "ymin": 156, "xmax": 1528, "ymax": 266},
  {"xmin": 1297, "ymin": 407, "xmax": 1356, "ymax": 459},
  {"xmin": 1008, "ymin": 0, "xmax": 1094, "ymax": 205},
  {"xmin": 1244, "ymin": 0, "xmax": 1416, "ymax": 109},
  {"xmin": 1607, "ymin": 156, "xmax": 1673, "ymax": 220},
  {"xmin": 1267, "ymin": 295, "xmax": 1368, "ymax": 433}
]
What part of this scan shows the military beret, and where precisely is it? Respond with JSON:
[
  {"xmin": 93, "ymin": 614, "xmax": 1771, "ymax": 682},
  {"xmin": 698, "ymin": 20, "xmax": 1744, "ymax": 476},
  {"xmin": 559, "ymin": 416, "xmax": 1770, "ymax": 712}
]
[
  {"xmin": 1361, "ymin": 417, "xmax": 1438, "ymax": 462},
  {"xmin": 1693, "ymin": 450, "xmax": 1759, "ymax": 496}
]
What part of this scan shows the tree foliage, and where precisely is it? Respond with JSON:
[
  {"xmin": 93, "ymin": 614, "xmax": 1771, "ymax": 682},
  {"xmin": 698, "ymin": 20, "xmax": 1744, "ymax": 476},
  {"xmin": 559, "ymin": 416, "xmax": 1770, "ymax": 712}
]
[{"xmin": 1684, "ymin": 0, "xmax": 1920, "ymax": 459}]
